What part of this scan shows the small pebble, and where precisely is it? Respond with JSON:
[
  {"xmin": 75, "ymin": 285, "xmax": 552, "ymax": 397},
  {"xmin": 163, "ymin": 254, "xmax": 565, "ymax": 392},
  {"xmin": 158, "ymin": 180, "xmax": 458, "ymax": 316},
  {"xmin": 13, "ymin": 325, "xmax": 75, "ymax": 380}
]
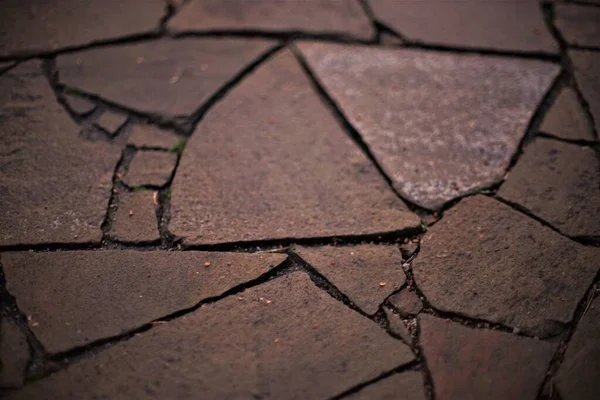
[
  {"xmin": 379, "ymin": 282, "xmax": 386, "ymax": 287},
  {"xmin": 204, "ymin": 261, "xmax": 211, "ymax": 267}
]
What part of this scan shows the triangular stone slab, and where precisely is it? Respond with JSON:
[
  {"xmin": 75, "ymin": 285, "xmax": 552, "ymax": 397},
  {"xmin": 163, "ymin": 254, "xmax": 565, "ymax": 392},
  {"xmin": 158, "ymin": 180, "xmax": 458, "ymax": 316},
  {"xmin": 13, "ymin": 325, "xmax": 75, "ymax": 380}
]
[{"xmin": 540, "ymin": 87, "xmax": 594, "ymax": 141}]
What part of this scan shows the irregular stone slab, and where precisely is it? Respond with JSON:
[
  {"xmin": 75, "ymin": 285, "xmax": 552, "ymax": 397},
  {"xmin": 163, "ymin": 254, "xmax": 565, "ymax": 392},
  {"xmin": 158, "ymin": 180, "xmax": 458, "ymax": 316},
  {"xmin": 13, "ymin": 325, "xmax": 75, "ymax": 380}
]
[
  {"xmin": 63, "ymin": 94, "xmax": 96, "ymax": 116},
  {"xmin": 57, "ymin": 38, "xmax": 276, "ymax": 117},
  {"xmin": 170, "ymin": 50, "xmax": 420, "ymax": 244},
  {"xmin": 369, "ymin": 0, "xmax": 557, "ymax": 53},
  {"xmin": 389, "ymin": 289, "xmax": 423, "ymax": 317},
  {"xmin": 127, "ymin": 124, "xmax": 182, "ymax": 149},
  {"xmin": 0, "ymin": 0, "xmax": 165, "ymax": 57},
  {"xmin": 384, "ymin": 307, "xmax": 412, "ymax": 344},
  {"xmin": 296, "ymin": 245, "xmax": 405, "ymax": 315},
  {"xmin": 2, "ymin": 250, "xmax": 287, "ymax": 354},
  {"xmin": 93, "ymin": 111, "xmax": 128, "ymax": 137},
  {"xmin": 570, "ymin": 49, "xmax": 600, "ymax": 134},
  {"xmin": 556, "ymin": 296, "xmax": 600, "ymax": 400},
  {"xmin": 555, "ymin": 4, "xmax": 600, "ymax": 48},
  {"xmin": 540, "ymin": 87, "xmax": 594, "ymax": 141},
  {"xmin": 419, "ymin": 314, "xmax": 555, "ymax": 400},
  {"xmin": 499, "ymin": 138, "xmax": 600, "ymax": 237},
  {"xmin": 108, "ymin": 191, "xmax": 159, "ymax": 243},
  {"xmin": 347, "ymin": 371, "xmax": 426, "ymax": 400},
  {"xmin": 0, "ymin": 319, "xmax": 29, "ymax": 388},
  {"xmin": 0, "ymin": 61, "xmax": 120, "ymax": 246},
  {"xmin": 168, "ymin": 0, "xmax": 373, "ymax": 40},
  {"xmin": 414, "ymin": 196, "xmax": 599, "ymax": 337},
  {"xmin": 298, "ymin": 43, "xmax": 560, "ymax": 210},
  {"xmin": 123, "ymin": 150, "xmax": 178, "ymax": 188},
  {"xmin": 8, "ymin": 272, "xmax": 414, "ymax": 399}
]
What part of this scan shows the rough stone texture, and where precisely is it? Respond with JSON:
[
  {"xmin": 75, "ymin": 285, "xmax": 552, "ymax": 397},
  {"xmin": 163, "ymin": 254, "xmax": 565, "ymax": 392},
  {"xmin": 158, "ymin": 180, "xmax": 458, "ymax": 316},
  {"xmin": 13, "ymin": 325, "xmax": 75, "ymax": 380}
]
[
  {"xmin": 168, "ymin": 0, "xmax": 373, "ymax": 40},
  {"xmin": 57, "ymin": 38, "xmax": 275, "ymax": 117},
  {"xmin": 63, "ymin": 94, "xmax": 96, "ymax": 116},
  {"xmin": 298, "ymin": 43, "xmax": 560, "ymax": 210},
  {"xmin": 347, "ymin": 371, "xmax": 426, "ymax": 400},
  {"xmin": 123, "ymin": 150, "xmax": 178, "ymax": 188},
  {"xmin": 384, "ymin": 307, "xmax": 412, "ymax": 344},
  {"xmin": 2, "ymin": 250, "xmax": 287, "ymax": 354},
  {"xmin": 369, "ymin": 0, "xmax": 558, "ymax": 53},
  {"xmin": 540, "ymin": 87, "xmax": 594, "ymax": 141},
  {"xmin": 0, "ymin": 61, "xmax": 120, "ymax": 246},
  {"xmin": 0, "ymin": 0, "xmax": 165, "ymax": 57},
  {"xmin": 8, "ymin": 272, "xmax": 414, "ymax": 399},
  {"xmin": 108, "ymin": 191, "xmax": 159, "ymax": 243},
  {"xmin": 414, "ymin": 196, "xmax": 599, "ymax": 337},
  {"xmin": 419, "ymin": 314, "xmax": 555, "ymax": 400},
  {"xmin": 296, "ymin": 245, "xmax": 405, "ymax": 315},
  {"xmin": 0, "ymin": 319, "xmax": 29, "ymax": 388},
  {"xmin": 499, "ymin": 138, "xmax": 600, "ymax": 237},
  {"xmin": 170, "ymin": 50, "xmax": 420, "ymax": 244},
  {"xmin": 389, "ymin": 289, "xmax": 423, "ymax": 317},
  {"xmin": 556, "ymin": 296, "xmax": 600, "ymax": 400},
  {"xmin": 93, "ymin": 111, "xmax": 128, "ymax": 137},
  {"xmin": 128, "ymin": 124, "xmax": 182, "ymax": 149},
  {"xmin": 555, "ymin": 4, "xmax": 600, "ymax": 48},
  {"xmin": 570, "ymin": 49, "xmax": 600, "ymax": 134}
]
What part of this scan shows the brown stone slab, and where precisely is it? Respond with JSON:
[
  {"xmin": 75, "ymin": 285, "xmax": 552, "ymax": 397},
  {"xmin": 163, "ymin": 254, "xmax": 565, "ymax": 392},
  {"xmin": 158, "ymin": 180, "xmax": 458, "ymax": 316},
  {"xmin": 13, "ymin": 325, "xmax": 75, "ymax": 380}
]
[
  {"xmin": 414, "ymin": 196, "xmax": 599, "ymax": 338},
  {"xmin": 7, "ymin": 272, "xmax": 414, "ymax": 399},
  {"xmin": 168, "ymin": 0, "xmax": 374, "ymax": 40},
  {"xmin": 56, "ymin": 38, "xmax": 276, "ymax": 116},
  {"xmin": 123, "ymin": 150, "xmax": 178, "ymax": 188},
  {"xmin": 540, "ymin": 87, "xmax": 594, "ymax": 141},
  {"xmin": 499, "ymin": 138, "xmax": 600, "ymax": 237},
  {"xmin": 0, "ymin": 0, "xmax": 165, "ymax": 57},
  {"xmin": 369, "ymin": 0, "xmax": 558, "ymax": 53},
  {"xmin": 108, "ymin": 191, "xmax": 159, "ymax": 243},
  {"xmin": 2, "ymin": 250, "xmax": 287, "ymax": 354},
  {"xmin": 570, "ymin": 49, "xmax": 600, "ymax": 134},
  {"xmin": 93, "ymin": 111, "xmax": 128, "ymax": 137},
  {"xmin": 384, "ymin": 307, "xmax": 412, "ymax": 345},
  {"xmin": 298, "ymin": 43, "xmax": 560, "ymax": 210},
  {"xmin": 419, "ymin": 314, "xmax": 555, "ymax": 400},
  {"xmin": 0, "ymin": 61, "xmax": 120, "ymax": 246},
  {"xmin": 296, "ymin": 245, "xmax": 405, "ymax": 315},
  {"xmin": 0, "ymin": 319, "xmax": 29, "ymax": 388},
  {"xmin": 127, "ymin": 124, "xmax": 182, "ymax": 149},
  {"xmin": 347, "ymin": 371, "xmax": 426, "ymax": 400},
  {"xmin": 389, "ymin": 289, "xmax": 423, "ymax": 317},
  {"xmin": 555, "ymin": 4, "xmax": 600, "ymax": 48},
  {"xmin": 169, "ymin": 49, "xmax": 420, "ymax": 244},
  {"xmin": 62, "ymin": 94, "xmax": 96, "ymax": 116},
  {"xmin": 556, "ymin": 296, "xmax": 600, "ymax": 400}
]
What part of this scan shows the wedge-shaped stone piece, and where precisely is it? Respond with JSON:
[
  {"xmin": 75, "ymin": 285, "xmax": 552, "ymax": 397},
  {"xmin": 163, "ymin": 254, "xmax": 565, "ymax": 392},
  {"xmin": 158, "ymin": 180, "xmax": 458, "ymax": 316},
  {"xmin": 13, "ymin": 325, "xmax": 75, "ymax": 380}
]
[
  {"xmin": 93, "ymin": 110, "xmax": 128, "ymax": 137},
  {"xmin": 414, "ymin": 196, "xmax": 599, "ymax": 337},
  {"xmin": 570, "ymin": 49, "xmax": 600, "ymax": 134},
  {"xmin": 420, "ymin": 314, "xmax": 555, "ymax": 400},
  {"xmin": 63, "ymin": 94, "xmax": 96, "ymax": 116},
  {"xmin": 555, "ymin": 4, "xmax": 600, "ymax": 48},
  {"xmin": 296, "ymin": 245, "xmax": 405, "ymax": 315},
  {"xmin": 347, "ymin": 371, "xmax": 426, "ymax": 400},
  {"xmin": 2, "ymin": 250, "xmax": 287, "ymax": 353},
  {"xmin": 0, "ymin": 319, "xmax": 29, "ymax": 388},
  {"xmin": 108, "ymin": 191, "xmax": 159, "ymax": 243},
  {"xmin": 298, "ymin": 43, "xmax": 560, "ymax": 209},
  {"xmin": 7, "ymin": 272, "xmax": 414, "ymax": 399},
  {"xmin": 168, "ymin": 0, "xmax": 373, "ymax": 40},
  {"xmin": 540, "ymin": 87, "xmax": 594, "ymax": 141},
  {"xmin": 123, "ymin": 150, "xmax": 178, "ymax": 188},
  {"xmin": 389, "ymin": 289, "xmax": 423, "ymax": 317},
  {"xmin": 170, "ymin": 49, "xmax": 420, "ymax": 244},
  {"xmin": 499, "ymin": 138, "xmax": 600, "ymax": 237},
  {"xmin": 56, "ymin": 38, "xmax": 276, "ymax": 116},
  {"xmin": 0, "ymin": 61, "xmax": 120, "ymax": 246}
]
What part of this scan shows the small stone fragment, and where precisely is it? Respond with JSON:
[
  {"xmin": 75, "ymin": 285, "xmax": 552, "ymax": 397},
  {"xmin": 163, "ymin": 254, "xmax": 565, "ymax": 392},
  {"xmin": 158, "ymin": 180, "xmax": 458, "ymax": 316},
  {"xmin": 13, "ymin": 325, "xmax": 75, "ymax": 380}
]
[
  {"xmin": 204, "ymin": 261, "xmax": 211, "ymax": 267},
  {"xmin": 570, "ymin": 49, "xmax": 600, "ymax": 134},
  {"xmin": 127, "ymin": 124, "xmax": 182, "ymax": 149},
  {"xmin": 63, "ymin": 94, "xmax": 96, "ymax": 116},
  {"xmin": 108, "ymin": 191, "xmax": 159, "ymax": 243},
  {"xmin": 347, "ymin": 371, "xmax": 426, "ymax": 400},
  {"xmin": 540, "ymin": 87, "xmax": 594, "ymax": 141},
  {"xmin": 123, "ymin": 150, "xmax": 178, "ymax": 188},
  {"xmin": 94, "ymin": 111, "xmax": 128, "ymax": 137},
  {"xmin": 420, "ymin": 314, "xmax": 555, "ymax": 400},
  {"xmin": 400, "ymin": 241, "xmax": 419, "ymax": 261},
  {"xmin": 384, "ymin": 307, "xmax": 412, "ymax": 344},
  {"xmin": 0, "ymin": 319, "xmax": 30, "ymax": 388},
  {"xmin": 388, "ymin": 289, "xmax": 423, "ymax": 317},
  {"xmin": 555, "ymin": 4, "xmax": 600, "ymax": 48}
]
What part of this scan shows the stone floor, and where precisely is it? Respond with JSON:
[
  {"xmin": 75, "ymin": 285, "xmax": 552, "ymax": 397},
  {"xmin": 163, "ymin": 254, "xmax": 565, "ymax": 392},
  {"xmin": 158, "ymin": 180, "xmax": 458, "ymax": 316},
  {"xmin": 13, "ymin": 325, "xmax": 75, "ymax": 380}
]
[{"xmin": 0, "ymin": 1, "xmax": 599, "ymax": 399}]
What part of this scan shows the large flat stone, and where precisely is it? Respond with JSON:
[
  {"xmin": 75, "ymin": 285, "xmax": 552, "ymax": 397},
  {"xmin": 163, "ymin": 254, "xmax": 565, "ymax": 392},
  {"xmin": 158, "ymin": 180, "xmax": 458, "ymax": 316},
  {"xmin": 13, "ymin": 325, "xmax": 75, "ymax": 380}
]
[
  {"xmin": 540, "ymin": 87, "xmax": 594, "ymax": 141},
  {"xmin": 0, "ymin": 61, "xmax": 120, "ymax": 246},
  {"xmin": 369, "ymin": 0, "xmax": 557, "ymax": 53},
  {"xmin": 7, "ymin": 272, "xmax": 414, "ymax": 399},
  {"xmin": 498, "ymin": 138, "xmax": 600, "ymax": 237},
  {"xmin": 296, "ymin": 245, "xmax": 405, "ymax": 315},
  {"xmin": 0, "ymin": 0, "xmax": 165, "ymax": 57},
  {"xmin": 168, "ymin": 0, "xmax": 373, "ymax": 40},
  {"xmin": 2, "ymin": 250, "xmax": 287, "ymax": 353},
  {"xmin": 0, "ymin": 319, "xmax": 29, "ymax": 388},
  {"xmin": 347, "ymin": 371, "xmax": 426, "ymax": 400},
  {"xmin": 556, "ymin": 296, "xmax": 600, "ymax": 400},
  {"xmin": 419, "ymin": 314, "xmax": 555, "ymax": 400},
  {"xmin": 555, "ymin": 4, "xmax": 600, "ymax": 48},
  {"xmin": 413, "ymin": 196, "xmax": 599, "ymax": 337},
  {"xmin": 108, "ymin": 191, "xmax": 159, "ymax": 243},
  {"xmin": 298, "ymin": 43, "xmax": 560, "ymax": 210},
  {"xmin": 56, "ymin": 38, "xmax": 276, "ymax": 117},
  {"xmin": 169, "ymin": 49, "xmax": 420, "ymax": 244},
  {"xmin": 570, "ymin": 49, "xmax": 600, "ymax": 134}
]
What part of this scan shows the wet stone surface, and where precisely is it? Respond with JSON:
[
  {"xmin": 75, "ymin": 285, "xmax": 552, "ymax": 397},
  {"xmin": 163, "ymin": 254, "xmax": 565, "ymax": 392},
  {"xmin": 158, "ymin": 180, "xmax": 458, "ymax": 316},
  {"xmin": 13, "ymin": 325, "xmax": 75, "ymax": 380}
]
[
  {"xmin": 555, "ymin": 3, "xmax": 600, "ymax": 48},
  {"xmin": 123, "ymin": 150, "xmax": 178, "ymax": 188},
  {"xmin": 2, "ymin": 250, "xmax": 287, "ymax": 354},
  {"xmin": 127, "ymin": 124, "xmax": 182, "ymax": 150},
  {"xmin": 414, "ymin": 196, "xmax": 599, "ymax": 337},
  {"xmin": 299, "ymin": 43, "xmax": 560, "ymax": 210},
  {"xmin": 347, "ymin": 371, "xmax": 426, "ymax": 400},
  {"xmin": 108, "ymin": 191, "xmax": 159, "ymax": 244},
  {"xmin": 570, "ymin": 49, "xmax": 600, "ymax": 134},
  {"xmin": 7, "ymin": 272, "xmax": 414, "ymax": 399},
  {"xmin": 540, "ymin": 87, "xmax": 594, "ymax": 141},
  {"xmin": 93, "ymin": 111, "xmax": 128, "ymax": 137},
  {"xmin": 0, "ymin": 319, "xmax": 29, "ymax": 388},
  {"xmin": 499, "ymin": 138, "xmax": 600, "ymax": 237}
]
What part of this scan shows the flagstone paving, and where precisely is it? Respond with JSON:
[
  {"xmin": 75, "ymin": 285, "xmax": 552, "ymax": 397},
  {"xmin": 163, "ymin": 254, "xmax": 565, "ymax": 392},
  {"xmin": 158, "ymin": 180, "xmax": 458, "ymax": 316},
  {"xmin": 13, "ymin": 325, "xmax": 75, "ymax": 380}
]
[{"xmin": 0, "ymin": 1, "xmax": 599, "ymax": 399}]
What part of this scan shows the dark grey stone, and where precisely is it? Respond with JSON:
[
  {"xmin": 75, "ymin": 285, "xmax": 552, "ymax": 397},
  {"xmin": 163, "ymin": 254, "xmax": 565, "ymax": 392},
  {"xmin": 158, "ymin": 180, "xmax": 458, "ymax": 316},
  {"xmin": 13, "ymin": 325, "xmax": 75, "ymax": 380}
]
[
  {"xmin": 63, "ymin": 94, "xmax": 96, "ymax": 116},
  {"xmin": 555, "ymin": 4, "xmax": 600, "ymax": 48},
  {"xmin": 570, "ymin": 49, "xmax": 600, "ymax": 134},
  {"xmin": 347, "ymin": 371, "xmax": 426, "ymax": 400},
  {"xmin": 540, "ymin": 87, "xmax": 594, "ymax": 141},
  {"xmin": 108, "ymin": 191, "xmax": 159, "ymax": 243},
  {"xmin": 0, "ymin": 319, "xmax": 29, "ymax": 388},
  {"xmin": 123, "ymin": 150, "xmax": 178, "ymax": 188}
]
